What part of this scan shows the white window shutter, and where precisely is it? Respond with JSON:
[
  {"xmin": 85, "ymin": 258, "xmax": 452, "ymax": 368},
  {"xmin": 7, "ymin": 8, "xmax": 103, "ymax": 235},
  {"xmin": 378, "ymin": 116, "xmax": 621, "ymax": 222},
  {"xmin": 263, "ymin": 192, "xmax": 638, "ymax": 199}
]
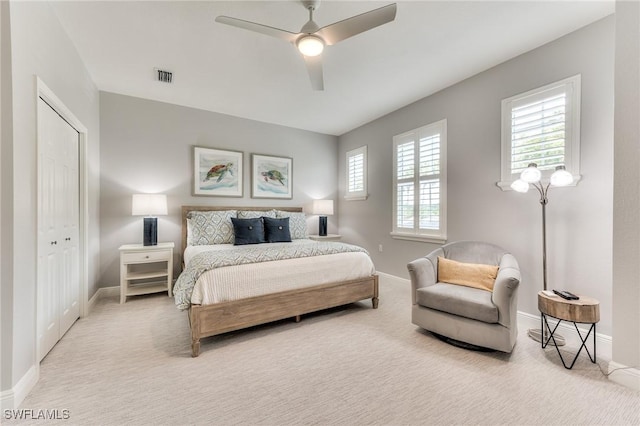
[
  {"xmin": 498, "ymin": 75, "xmax": 581, "ymax": 190},
  {"xmin": 345, "ymin": 146, "xmax": 368, "ymax": 200}
]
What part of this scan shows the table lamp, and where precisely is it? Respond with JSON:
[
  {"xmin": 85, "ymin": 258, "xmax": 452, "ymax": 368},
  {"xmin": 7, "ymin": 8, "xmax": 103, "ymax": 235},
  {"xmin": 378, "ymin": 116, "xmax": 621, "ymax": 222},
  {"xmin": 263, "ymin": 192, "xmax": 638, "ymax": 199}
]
[
  {"xmin": 311, "ymin": 199, "xmax": 334, "ymax": 237},
  {"xmin": 132, "ymin": 194, "xmax": 168, "ymax": 246}
]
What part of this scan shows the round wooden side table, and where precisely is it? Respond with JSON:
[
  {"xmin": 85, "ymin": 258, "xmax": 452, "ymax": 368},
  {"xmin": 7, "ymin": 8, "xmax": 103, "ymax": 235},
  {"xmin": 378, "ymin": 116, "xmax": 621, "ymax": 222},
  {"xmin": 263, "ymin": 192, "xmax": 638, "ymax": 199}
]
[{"xmin": 537, "ymin": 291, "xmax": 600, "ymax": 369}]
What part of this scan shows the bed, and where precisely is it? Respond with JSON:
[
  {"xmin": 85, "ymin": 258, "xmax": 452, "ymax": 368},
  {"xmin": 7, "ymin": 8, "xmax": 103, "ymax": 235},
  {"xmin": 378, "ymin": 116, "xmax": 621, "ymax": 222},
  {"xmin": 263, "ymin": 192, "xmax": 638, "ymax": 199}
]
[{"xmin": 176, "ymin": 206, "xmax": 379, "ymax": 357}]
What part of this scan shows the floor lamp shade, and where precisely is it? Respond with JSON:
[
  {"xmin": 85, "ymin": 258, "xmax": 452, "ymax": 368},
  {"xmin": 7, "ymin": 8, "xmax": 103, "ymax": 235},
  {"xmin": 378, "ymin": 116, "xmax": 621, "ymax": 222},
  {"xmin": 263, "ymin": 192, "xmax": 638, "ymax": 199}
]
[
  {"xmin": 311, "ymin": 199, "xmax": 334, "ymax": 237},
  {"xmin": 132, "ymin": 194, "xmax": 167, "ymax": 246}
]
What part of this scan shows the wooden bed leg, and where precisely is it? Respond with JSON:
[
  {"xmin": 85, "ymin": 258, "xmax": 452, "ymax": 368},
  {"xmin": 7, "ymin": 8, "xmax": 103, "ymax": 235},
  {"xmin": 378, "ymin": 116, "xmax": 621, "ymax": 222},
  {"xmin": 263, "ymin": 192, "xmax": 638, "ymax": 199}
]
[
  {"xmin": 295, "ymin": 315, "xmax": 301, "ymax": 323},
  {"xmin": 191, "ymin": 340, "xmax": 201, "ymax": 357},
  {"xmin": 189, "ymin": 305, "xmax": 201, "ymax": 357},
  {"xmin": 372, "ymin": 274, "xmax": 379, "ymax": 309}
]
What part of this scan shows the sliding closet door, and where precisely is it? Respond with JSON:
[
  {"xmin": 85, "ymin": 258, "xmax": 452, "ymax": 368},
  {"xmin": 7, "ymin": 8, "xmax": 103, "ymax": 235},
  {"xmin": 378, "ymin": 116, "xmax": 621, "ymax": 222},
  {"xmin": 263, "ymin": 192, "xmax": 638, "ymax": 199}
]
[{"xmin": 37, "ymin": 97, "xmax": 80, "ymax": 361}]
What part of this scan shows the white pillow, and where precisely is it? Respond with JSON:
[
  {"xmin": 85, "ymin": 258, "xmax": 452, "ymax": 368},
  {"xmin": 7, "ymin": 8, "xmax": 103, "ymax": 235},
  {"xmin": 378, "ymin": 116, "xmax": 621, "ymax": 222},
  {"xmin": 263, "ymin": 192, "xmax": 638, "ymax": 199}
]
[
  {"xmin": 237, "ymin": 209, "xmax": 277, "ymax": 219},
  {"xmin": 187, "ymin": 210, "xmax": 237, "ymax": 245},
  {"xmin": 275, "ymin": 210, "xmax": 308, "ymax": 239}
]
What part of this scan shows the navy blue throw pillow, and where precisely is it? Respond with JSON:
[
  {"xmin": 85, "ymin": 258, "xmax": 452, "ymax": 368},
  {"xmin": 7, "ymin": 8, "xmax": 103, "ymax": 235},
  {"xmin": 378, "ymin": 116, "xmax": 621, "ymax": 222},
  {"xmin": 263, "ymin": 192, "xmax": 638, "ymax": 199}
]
[
  {"xmin": 263, "ymin": 217, "xmax": 292, "ymax": 243},
  {"xmin": 231, "ymin": 217, "xmax": 265, "ymax": 245}
]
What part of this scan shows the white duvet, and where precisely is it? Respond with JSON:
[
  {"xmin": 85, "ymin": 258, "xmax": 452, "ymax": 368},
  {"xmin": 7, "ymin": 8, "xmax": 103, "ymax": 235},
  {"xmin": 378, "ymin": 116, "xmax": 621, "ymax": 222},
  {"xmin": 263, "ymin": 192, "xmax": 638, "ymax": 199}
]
[{"xmin": 184, "ymin": 240, "xmax": 376, "ymax": 305}]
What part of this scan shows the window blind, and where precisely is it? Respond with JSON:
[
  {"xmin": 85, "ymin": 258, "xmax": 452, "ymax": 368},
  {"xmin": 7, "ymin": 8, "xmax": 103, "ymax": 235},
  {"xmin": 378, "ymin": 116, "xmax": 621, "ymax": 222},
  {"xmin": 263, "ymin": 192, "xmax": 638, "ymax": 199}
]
[
  {"xmin": 396, "ymin": 134, "xmax": 440, "ymax": 230},
  {"xmin": 348, "ymin": 152, "xmax": 364, "ymax": 193},
  {"xmin": 345, "ymin": 146, "xmax": 367, "ymax": 200},
  {"xmin": 499, "ymin": 75, "xmax": 580, "ymax": 190},
  {"xmin": 510, "ymin": 92, "xmax": 566, "ymax": 175},
  {"xmin": 392, "ymin": 119, "xmax": 446, "ymax": 241}
]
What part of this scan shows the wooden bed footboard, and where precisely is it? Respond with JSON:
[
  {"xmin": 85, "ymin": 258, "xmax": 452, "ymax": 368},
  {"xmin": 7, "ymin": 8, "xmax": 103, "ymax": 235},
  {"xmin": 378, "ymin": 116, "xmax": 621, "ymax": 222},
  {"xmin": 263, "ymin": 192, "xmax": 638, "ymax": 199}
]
[{"xmin": 189, "ymin": 274, "xmax": 379, "ymax": 357}]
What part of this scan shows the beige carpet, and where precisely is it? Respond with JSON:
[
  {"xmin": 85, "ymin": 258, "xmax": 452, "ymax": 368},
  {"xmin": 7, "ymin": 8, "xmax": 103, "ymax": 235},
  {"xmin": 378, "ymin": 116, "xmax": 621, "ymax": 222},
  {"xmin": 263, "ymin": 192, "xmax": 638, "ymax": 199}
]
[{"xmin": 13, "ymin": 276, "xmax": 640, "ymax": 425}]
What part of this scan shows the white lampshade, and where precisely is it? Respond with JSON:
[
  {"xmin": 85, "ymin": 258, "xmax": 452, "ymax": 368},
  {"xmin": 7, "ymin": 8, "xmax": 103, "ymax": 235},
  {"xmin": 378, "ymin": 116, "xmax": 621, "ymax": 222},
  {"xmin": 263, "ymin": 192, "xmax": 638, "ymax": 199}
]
[
  {"xmin": 311, "ymin": 199, "xmax": 334, "ymax": 216},
  {"xmin": 297, "ymin": 35, "xmax": 324, "ymax": 57},
  {"xmin": 550, "ymin": 166, "xmax": 574, "ymax": 187},
  {"xmin": 520, "ymin": 163, "xmax": 542, "ymax": 183},
  {"xmin": 510, "ymin": 179, "xmax": 530, "ymax": 193},
  {"xmin": 132, "ymin": 194, "xmax": 167, "ymax": 216}
]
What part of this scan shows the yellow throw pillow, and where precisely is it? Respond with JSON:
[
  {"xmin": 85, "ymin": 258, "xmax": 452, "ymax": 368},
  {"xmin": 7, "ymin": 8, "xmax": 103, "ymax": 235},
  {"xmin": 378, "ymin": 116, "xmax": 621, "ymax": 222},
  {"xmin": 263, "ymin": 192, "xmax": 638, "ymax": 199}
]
[{"xmin": 437, "ymin": 256, "xmax": 499, "ymax": 292}]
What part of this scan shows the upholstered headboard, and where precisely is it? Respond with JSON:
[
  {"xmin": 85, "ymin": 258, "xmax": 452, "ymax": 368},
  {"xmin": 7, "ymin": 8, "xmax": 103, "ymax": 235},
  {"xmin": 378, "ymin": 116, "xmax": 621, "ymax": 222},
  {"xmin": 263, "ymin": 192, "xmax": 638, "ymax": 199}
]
[{"xmin": 180, "ymin": 205, "xmax": 303, "ymax": 255}]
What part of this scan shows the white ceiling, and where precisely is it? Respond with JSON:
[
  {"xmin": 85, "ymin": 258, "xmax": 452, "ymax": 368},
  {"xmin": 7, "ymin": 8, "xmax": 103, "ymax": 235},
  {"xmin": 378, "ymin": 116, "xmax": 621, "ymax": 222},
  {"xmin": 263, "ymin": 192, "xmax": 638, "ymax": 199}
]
[{"xmin": 50, "ymin": 1, "xmax": 614, "ymax": 136}]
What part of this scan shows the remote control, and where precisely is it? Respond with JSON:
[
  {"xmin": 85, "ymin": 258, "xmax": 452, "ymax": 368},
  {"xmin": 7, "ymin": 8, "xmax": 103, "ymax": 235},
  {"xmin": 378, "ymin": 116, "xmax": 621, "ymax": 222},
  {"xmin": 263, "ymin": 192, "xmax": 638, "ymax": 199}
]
[{"xmin": 553, "ymin": 289, "xmax": 579, "ymax": 300}]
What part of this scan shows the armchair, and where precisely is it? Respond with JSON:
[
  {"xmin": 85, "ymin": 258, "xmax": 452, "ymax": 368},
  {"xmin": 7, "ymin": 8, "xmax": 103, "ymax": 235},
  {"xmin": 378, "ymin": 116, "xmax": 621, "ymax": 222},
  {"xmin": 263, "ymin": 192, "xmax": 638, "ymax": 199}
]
[{"xmin": 407, "ymin": 241, "xmax": 521, "ymax": 353}]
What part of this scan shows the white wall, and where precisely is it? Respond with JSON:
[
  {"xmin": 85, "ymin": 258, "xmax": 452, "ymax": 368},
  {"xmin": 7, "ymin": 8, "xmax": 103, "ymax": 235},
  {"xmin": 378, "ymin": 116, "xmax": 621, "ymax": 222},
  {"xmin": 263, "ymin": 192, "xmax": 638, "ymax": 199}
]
[
  {"xmin": 1, "ymin": 1, "xmax": 100, "ymax": 407},
  {"xmin": 0, "ymin": 0, "xmax": 11, "ymax": 395},
  {"xmin": 612, "ymin": 0, "xmax": 640, "ymax": 382},
  {"xmin": 99, "ymin": 92, "xmax": 338, "ymax": 288},
  {"xmin": 338, "ymin": 17, "xmax": 615, "ymax": 335}
]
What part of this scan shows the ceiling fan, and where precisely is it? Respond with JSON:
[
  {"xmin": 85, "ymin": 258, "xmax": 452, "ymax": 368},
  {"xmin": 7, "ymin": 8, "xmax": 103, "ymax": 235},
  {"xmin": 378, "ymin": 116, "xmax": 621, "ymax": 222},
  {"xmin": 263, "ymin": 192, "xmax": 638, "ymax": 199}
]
[{"xmin": 215, "ymin": 1, "xmax": 397, "ymax": 91}]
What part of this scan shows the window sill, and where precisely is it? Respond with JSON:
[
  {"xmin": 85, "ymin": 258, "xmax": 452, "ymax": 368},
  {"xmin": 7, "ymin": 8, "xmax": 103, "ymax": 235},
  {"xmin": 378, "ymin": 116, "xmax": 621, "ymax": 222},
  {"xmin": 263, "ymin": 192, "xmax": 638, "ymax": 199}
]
[
  {"xmin": 344, "ymin": 194, "xmax": 368, "ymax": 201},
  {"xmin": 390, "ymin": 232, "xmax": 446, "ymax": 244}
]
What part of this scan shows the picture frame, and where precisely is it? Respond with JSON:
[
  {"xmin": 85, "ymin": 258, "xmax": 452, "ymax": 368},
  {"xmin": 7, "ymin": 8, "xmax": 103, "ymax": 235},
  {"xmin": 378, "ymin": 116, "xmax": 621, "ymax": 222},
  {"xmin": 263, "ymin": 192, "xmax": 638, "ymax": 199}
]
[
  {"xmin": 251, "ymin": 154, "xmax": 293, "ymax": 199},
  {"xmin": 193, "ymin": 146, "xmax": 243, "ymax": 197}
]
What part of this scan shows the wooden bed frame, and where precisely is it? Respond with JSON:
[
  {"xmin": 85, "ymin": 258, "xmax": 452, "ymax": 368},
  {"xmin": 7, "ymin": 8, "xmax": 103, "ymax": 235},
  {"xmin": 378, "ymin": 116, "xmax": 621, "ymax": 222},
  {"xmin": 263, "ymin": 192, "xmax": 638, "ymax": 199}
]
[{"xmin": 181, "ymin": 206, "xmax": 379, "ymax": 357}]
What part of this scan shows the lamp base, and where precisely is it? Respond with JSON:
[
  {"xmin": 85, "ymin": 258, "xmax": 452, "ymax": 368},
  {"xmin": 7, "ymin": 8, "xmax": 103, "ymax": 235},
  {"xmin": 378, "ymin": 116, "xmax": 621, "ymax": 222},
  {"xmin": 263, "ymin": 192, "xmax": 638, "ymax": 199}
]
[
  {"xmin": 143, "ymin": 217, "xmax": 158, "ymax": 246},
  {"xmin": 527, "ymin": 328, "xmax": 566, "ymax": 346},
  {"xmin": 318, "ymin": 216, "xmax": 328, "ymax": 236}
]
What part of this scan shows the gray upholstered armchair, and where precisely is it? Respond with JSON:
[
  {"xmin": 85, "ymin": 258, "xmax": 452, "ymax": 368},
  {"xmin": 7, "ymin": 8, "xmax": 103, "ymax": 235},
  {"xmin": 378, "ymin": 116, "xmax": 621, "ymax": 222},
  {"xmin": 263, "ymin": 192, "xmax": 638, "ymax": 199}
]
[{"xmin": 407, "ymin": 241, "xmax": 521, "ymax": 353}]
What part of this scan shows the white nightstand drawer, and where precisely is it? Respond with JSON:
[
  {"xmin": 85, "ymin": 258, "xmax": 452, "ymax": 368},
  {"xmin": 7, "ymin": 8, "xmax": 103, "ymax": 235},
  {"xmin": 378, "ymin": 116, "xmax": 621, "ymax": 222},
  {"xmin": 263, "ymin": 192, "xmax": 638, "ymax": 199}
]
[{"xmin": 121, "ymin": 249, "xmax": 171, "ymax": 264}]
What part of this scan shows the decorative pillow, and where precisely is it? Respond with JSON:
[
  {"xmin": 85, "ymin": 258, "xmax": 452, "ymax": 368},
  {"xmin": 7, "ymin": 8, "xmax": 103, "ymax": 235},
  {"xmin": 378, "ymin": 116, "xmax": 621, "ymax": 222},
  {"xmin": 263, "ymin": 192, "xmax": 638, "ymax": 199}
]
[
  {"xmin": 263, "ymin": 217, "xmax": 291, "ymax": 243},
  {"xmin": 231, "ymin": 217, "xmax": 266, "ymax": 245},
  {"xmin": 237, "ymin": 209, "xmax": 277, "ymax": 219},
  {"xmin": 274, "ymin": 211, "xmax": 308, "ymax": 239},
  {"xmin": 187, "ymin": 210, "xmax": 236, "ymax": 245},
  {"xmin": 437, "ymin": 256, "xmax": 499, "ymax": 292}
]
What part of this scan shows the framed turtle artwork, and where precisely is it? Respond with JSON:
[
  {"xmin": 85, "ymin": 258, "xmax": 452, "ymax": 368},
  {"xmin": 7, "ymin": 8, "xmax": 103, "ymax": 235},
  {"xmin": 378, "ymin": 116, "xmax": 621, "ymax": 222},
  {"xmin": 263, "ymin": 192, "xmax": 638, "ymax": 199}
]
[
  {"xmin": 251, "ymin": 154, "xmax": 293, "ymax": 199},
  {"xmin": 193, "ymin": 146, "xmax": 243, "ymax": 197}
]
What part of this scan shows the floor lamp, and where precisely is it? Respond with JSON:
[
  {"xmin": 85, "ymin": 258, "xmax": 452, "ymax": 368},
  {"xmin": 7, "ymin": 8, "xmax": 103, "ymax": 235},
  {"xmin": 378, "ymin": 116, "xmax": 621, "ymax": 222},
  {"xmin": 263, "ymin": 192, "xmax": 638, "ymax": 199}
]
[{"xmin": 511, "ymin": 163, "xmax": 574, "ymax": 345}]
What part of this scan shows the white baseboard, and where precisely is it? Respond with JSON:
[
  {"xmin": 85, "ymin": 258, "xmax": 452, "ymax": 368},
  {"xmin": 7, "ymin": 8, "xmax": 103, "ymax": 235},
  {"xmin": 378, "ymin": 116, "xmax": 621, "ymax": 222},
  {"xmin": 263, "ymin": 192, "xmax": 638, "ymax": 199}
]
[
  {"xmin": 517, "ymin": 310, "xmax": 612, "ymax": 361},
  {"xmin": 377, "ymin": 271, "xmax": 409, "ymax": 286},
  {"xmin": 0, "ymin": 364, "xmax": 39, "ymax": 410},
  {"xmin": 608, "ymin": 362, "xmax": 640, "ymax": 391},
  {"xmin": 87, "ymin": 286, "xmax": 119, "ymax": 313}
]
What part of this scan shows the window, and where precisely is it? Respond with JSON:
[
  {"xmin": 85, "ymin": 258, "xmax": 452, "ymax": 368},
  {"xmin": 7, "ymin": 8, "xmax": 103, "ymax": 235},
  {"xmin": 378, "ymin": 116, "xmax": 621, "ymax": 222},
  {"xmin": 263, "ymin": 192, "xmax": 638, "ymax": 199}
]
[
  {"xmin": 498, "ymin": 75, "xmax": 581, "ymax": 189},
  {"xmin": 392, "ymin": 119, "xmax": 447, "ymax": 243},
  {"xmin": 345, "ymin": 146, "xmax": 367, "ymax": 200}
]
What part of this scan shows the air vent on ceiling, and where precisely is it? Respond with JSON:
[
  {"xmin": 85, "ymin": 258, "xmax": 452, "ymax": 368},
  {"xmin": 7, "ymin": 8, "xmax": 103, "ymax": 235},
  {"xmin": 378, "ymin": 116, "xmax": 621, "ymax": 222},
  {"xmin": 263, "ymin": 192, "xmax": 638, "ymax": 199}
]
[{"xmin": 155, "ymin": 68, "xmax": 173, "ymax": 83}]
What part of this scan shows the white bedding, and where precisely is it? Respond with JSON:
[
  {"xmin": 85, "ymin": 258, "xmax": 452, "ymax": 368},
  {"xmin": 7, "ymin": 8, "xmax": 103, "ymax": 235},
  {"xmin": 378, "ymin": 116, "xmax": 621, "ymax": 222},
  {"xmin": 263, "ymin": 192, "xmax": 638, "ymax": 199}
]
[{"xmin": 184, "ymin": 240, "xmax": 376, "ymax": 305}]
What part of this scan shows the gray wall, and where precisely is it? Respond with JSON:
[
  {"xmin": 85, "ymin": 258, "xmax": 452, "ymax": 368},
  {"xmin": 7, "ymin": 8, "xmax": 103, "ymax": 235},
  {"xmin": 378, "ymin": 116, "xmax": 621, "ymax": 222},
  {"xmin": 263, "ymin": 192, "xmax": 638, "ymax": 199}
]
[
  {"xmin": 1, "ymin": 1, "xmax": 101, "ymax": 401},
  {"xmin": 338, "ymin": 17, "xmax": 615, "ymax": 335},
  {"xmin": 99, "ymin": 92, "xmax": 338, "ymax": 288},
  {"xmin": 612, "ymin": 1, "xmax": 639, "ymax": 372}
]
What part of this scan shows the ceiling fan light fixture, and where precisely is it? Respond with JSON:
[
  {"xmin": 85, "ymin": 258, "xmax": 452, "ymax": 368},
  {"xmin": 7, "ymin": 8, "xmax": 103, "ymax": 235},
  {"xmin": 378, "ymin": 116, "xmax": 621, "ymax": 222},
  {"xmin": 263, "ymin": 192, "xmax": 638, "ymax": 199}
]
[{"xmin": 297, "ymin": 35, "xmax": 324, "ymax": 56}]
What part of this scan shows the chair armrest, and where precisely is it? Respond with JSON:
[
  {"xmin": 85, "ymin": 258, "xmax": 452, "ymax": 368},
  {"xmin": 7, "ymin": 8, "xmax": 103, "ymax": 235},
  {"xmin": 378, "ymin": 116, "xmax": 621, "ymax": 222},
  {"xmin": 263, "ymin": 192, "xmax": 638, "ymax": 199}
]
[
  {"xmin": 407, "ymin": 248, "xmax": 442, "ymax": 305},
  {"xmin": 492, "ymin": 253, "xmax": 521, "ymax": 327}
]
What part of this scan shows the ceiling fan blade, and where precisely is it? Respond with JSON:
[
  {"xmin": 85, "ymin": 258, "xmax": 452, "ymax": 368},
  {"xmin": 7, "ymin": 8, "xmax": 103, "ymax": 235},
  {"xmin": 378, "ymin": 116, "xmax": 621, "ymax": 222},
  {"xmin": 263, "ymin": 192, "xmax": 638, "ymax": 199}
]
[
  {"xmin": 303, "ymin": 55, "xmax": 324, "ymax": 91},
  {"xmin": 315, "ymin": 3, "xmax": 397, "ymax": 46},
  {"xmin": 216, "ymin": 16, "xmax": 299, "ymax": 43}
]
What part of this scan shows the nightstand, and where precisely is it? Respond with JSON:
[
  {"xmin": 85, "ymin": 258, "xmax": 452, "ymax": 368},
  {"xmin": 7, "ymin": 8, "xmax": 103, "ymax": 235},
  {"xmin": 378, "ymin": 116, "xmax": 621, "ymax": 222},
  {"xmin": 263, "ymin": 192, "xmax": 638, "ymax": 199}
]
[
  {"xmin": 309, "ymin": 234, "xmax": 342, "ymax": 242},
  {"xmin": 119, "ymin": 242, "xmax": 174, "ymax": 303}
]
